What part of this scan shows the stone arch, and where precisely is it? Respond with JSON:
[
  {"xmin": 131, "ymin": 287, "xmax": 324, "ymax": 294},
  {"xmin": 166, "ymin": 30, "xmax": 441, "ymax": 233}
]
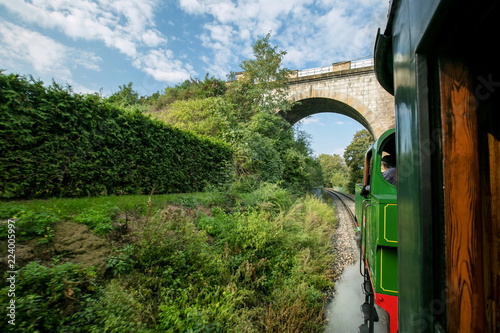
[
  {"xmin": 281, "ymin": 71, "xmax": 395, "ymax": 139},
  {"xmin": 282, "ymin": 93, "xmax": 374, "ymax": 136}
]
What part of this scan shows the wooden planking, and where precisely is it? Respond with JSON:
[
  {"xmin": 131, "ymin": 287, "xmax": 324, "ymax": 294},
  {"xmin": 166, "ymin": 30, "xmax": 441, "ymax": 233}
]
[
  {"xmin": 439, "ymin": 57, "xmax": 486, "ymax": 332},
  {"xmin": 484, "ymin": 128, "xmax": 500, "ymax": 331}
]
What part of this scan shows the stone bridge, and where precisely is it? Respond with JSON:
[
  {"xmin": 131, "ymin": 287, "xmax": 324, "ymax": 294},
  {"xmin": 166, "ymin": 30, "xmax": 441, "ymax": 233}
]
[{"xmin": 282, "ymin": 59, "xmax": 395, "ymax": 139}]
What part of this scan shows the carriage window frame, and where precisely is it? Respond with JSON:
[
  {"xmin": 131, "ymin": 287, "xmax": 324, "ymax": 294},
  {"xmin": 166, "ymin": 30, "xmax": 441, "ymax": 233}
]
[{"xmin": 379, "ymin": 133, "xmax": 396, "ymax": 187}]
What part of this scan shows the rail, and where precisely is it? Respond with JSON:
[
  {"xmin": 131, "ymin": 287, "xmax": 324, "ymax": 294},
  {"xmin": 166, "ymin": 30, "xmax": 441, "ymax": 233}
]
[{"xmin": 323, "ymin": 188, "xmax": 357, "ymax": 227}]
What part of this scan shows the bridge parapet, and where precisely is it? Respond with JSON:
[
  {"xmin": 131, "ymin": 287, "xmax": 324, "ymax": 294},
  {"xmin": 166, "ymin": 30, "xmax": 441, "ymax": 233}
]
[
  {"xmin": 283, "ymin": 58, "xmax": 394, "ymax": 139},
  {"xmin": 234, "ymin": 58, "xmax": 375, "ymax": 81},
  {"xmin": 295, "ymin": 58, "xmax": 374, "ymax": 78}
]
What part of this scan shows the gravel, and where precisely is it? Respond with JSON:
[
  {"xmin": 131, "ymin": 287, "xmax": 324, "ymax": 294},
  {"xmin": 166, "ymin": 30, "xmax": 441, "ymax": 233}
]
[{"xmin": 327, "ymin": 193, "xmax": 359, "ymax": 295}]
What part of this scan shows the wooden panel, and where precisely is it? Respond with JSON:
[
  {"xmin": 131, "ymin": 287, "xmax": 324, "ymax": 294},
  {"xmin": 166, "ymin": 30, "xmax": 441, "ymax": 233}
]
[
  {"xmin": 484, "ymin": 129, "xmax": 500, "ymax": 332},
  {"xmin": 439, "ymin": 57, "xmax": 486, "ymax": 332}
]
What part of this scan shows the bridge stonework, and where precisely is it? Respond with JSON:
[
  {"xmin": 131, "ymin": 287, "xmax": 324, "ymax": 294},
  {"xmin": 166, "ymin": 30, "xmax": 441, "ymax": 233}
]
[{"xmin": 282, "ymin": 65, "xmax": 394, "ymax": 139}]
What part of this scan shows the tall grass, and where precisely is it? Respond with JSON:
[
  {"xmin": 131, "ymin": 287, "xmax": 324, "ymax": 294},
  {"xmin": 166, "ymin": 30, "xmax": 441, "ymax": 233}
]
[{"xmin": 0, "ymin": 185, "xmax": 336, "ymax": 332}]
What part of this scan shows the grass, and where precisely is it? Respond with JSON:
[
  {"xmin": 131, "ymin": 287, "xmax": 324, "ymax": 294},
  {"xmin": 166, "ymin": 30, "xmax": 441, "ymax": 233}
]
[
  {"xmin": 0, "ymin": 185, "xmax": 337, "ymax": 332},
  {"xmin": 1, "ymin": 191, "xmax": 226, "ymax": 219}
]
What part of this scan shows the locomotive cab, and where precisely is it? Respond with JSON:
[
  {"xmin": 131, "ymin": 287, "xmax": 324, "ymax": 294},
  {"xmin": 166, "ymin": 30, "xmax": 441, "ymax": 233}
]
[{"xmin": 355, "ymin": 128, "xmax": 398, "ymax": 333}]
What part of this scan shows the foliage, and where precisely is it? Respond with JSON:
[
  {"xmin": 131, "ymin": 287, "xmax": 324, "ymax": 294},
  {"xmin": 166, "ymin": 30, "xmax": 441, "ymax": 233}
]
[
  {"xmin": 106, "ymin": 82, "xmax": 140, "ymax": 108},
  {"xmin": 222, "ymin": 33, "xmax": 317, "ymax": 188},
  {"xmin": 344, "ymin": 129, "xmax": 374, "ymax": 193},
  {"xmin": 0, "ymin": 204, "xmax": 60, "ymax": 241},
  {"xmin": 152, "ymin": 75, "xmax": 227, "ymax": 110},
  {"xmin": 2, "ymin": 191, "xmax": 228, "ymax": 223},
  {"xmin": 195, "ymin": 193, "xmax": 335, "ymax": 331},
  {"xmin": 148, "ymin": 97, "xmax": 237, "ymax": 140},
  {"xmin": 0, "ymin": 261, "xmax": 97, "ymax": 332},
  {"xmin": 231, "ymin": 111, "xmax": 316, "ymax": 189},
  {"xmin": 0, "ymin": 72, "xmax": 233, "ymax": 199},
  {"xmin": 0, "ymin": 28, "xmax": 345, "ymax": 332},
  {"xmin": 140, "ymin": 33, "xmax": 314, "ymax": 191},
  {"xmin": 237, "ymin": 182, "xmax": 293, "ymax": 211},
  {"xmin": 105, "ymin": 245, "xmax": 136, "ymax": 277},
  {"xmin": 73, "ymin": 204, "xmax": 119, "ymax": 235},
  {"xmin": 226, "ymin": 32, "xmax": 295, "ymax": 120},
  {"xmin": 82, "ymin": 279, "xmax": 156, "ymax": 333},
  {"xmin": 0, "ymin": 188, "xmax": 336, "ymax": 332},
  {"xmin": 317, "ymin": 154, "xmax": 349, "ymax": 188}
]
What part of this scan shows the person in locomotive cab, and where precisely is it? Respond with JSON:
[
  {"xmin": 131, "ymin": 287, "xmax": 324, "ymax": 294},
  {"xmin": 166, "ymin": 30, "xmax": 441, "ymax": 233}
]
[
  {"xmin": 361, "ymin": 154, "xmax": 397, "ymax": 197},
  {"xmin": 381, "ymin": 155, "xmax": 396, "ymax": 185}
]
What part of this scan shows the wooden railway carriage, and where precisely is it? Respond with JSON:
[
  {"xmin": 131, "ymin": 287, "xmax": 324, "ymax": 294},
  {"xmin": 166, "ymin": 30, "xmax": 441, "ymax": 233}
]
[
  {"xmin": 355, "ymin": 129, "xmax": 398, "ymax": 333},
  {"xmin": 374, "ymin": 0, "xmax": 500, "ymax": 332}
]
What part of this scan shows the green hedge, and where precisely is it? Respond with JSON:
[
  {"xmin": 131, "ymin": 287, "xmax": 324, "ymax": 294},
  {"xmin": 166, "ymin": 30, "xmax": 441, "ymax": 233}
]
[{"xmin": 0, "ymin": 73, "xmax": 232, "ymax": 198}]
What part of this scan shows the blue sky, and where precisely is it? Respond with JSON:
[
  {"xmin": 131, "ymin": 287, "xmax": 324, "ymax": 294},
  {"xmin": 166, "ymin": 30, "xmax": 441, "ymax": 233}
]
[
  {"xmin": 0, "ymin": 0, "xmax": 388, "ymax": 156},
  {"xmin": 297, "ymin": 113, "xmax": 367, "ymax": 157}
]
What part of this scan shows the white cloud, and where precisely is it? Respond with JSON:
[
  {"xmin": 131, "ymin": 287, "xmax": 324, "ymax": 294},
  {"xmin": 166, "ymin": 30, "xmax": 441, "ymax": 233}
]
[
  {"xmin": 300, "ymin": 117, "xmax": 322, "ymax": 125},
  {"xmin": 331, "ymin": 147, "xmax": 346, "ymax": 156},
  {"xmin": 0, "ymin": 0, "xmax": 198, "ymax": 84},
  {"xmin": 0, "ymin": 0, "xmax": 389, "ymax": 92},
  {"xmin": 335, "ymin": 121, "xmax": 345, "ymax": 125},
  {"xmin": 179, "ymin": 0, "xmax": 387, "ymax": 74},
  {"xmin": 133, "ymin": 49, "xmax": 195, "ymax": 82},
  {"xmin": 178, "ymin": 0, "xmax": 207, "ymax": 15},
  {"xmin": 1, "ymin": 0, "xmax": 166, "ymax": 50},
  {"xmin": 0, "ymin": 20, "xmax": 101, "ymax": 89}
]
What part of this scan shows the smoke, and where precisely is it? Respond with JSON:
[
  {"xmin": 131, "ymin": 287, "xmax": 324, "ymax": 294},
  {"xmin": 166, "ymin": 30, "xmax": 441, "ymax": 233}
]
[{"xmin": 324, "ymin": 256, "xmax": 389, "ymax": 333}]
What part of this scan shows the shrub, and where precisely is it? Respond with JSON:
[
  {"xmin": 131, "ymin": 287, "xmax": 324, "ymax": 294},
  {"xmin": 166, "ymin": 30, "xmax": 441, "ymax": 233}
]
[
  {"xmin": 0, "ymin": 262, "xmax": 97, "ymax": 332},
  {"xmin": 0, "ymin": 192, "xmax": 336, "ymax": 332},
  {"xmin": 0, "ymin": 204, "xmax": 60, "ymax": 241},
  {"xmin": 73, "ymin": 204, "xmax": 119, "ymax": 235},
  {"xmin": 83, "ymin": 280, "xmax": 155, "ymax": 333},
  {"xmin": 0, "ymin": 72, "xmax": 232, "ymax": 199},
  {"xmin": 238, "ymin": 182, "xmax": 293, "ymax": 211}
]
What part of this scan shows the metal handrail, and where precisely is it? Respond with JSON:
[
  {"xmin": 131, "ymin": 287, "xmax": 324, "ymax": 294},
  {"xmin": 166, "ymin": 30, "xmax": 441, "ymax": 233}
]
[
  {"xmin": 351, "ymin": 58, "xmax": 374, "ymax": 68},
  {"xmin": 360, "ymin": 200, "xmax": 372, "ymax": 276},
  {"xmin": 296, "ymin": 58, "xmax": 374, "ymax": 77},
  {"xmin": 297, "ymin": 65, "xmax": 333, "ymax": 77}
]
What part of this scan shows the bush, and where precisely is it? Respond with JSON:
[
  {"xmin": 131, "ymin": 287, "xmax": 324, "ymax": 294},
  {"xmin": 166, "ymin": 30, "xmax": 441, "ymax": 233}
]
[
  {"xmin": 73, "ymin": 204, "xmax": 119, "ymax": 235},
  {"xmin": 0, "ymin": 191, "xmax": 336, "ymax": 332},
  {"xmin": 83, "ymin": 280, "xmax": 155, "ymax": 333},
  {"xmin": 0, "ymin": 262, "xmax": 97, "ymax": 332},
  {"xmin": 0, "ymin": 204, "xmax": 60, "ymax": 241},
  {"xmin": 238, "ymin": 182, "xmax": 293, "ymax": 211},
  {"xmin": 0, "ymin": 72, "xmax": 233, "ymax": 199}
]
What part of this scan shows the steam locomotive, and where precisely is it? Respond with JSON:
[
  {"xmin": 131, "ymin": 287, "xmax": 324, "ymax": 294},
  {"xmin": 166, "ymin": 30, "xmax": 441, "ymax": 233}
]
[
  {"xmin": 355, "ymin": 128, "xmax": 398, "ymax": 333},
  {"xmin": 356, "ymin": 0, "xmax": 500, "ymax": 332}
]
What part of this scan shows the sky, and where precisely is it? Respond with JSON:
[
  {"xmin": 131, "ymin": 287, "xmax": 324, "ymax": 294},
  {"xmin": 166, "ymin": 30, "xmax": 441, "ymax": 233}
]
[{"xmin": 0, "ymin": 0, "xmax": 389, "ymax": 156}]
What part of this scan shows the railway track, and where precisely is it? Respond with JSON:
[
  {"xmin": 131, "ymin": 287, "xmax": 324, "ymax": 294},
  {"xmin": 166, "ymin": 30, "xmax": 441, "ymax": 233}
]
[
  {"xmin": 323, "ymin": 188, "xmax": 357, "ymax": 228},
  {"xmin": 323, "ymin": 189, "xmax": 389, "ymax": 332},
  {"xmin": 322, "ymin": 188, "xmax": 359, "ymax": 283}
]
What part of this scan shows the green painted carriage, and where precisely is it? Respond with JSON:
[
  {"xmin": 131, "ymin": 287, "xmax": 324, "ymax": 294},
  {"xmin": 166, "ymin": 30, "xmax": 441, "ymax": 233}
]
[
  {"xmin": 355, "ymin": 128, "xmax": 398, "ymax": 333},
  {"xmin": 371, "ymin": 0, "xmax": 500, "ymax": 331}
]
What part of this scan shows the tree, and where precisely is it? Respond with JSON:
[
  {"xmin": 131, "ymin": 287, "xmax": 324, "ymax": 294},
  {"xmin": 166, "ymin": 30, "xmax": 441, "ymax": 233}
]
[
  {"xmin": 225, "ymin": 32, "xmax": 295, "ymax": 121},
  {"xmin": 149, "ymin": 97, "xmax": 236, "ymax": 140},
  {"xmin": 107, "ymin": 82, "xmax": 139, "ymax": 107},
  {"xmin": 343, "ymin": 129, "xmax": 374, "ymax": 193},
  {"xmin": 222, "ymin": 32, "xmax": 314, "ymax": 188},
  {"xmin": 152, "ymin": 75, "xmax": 227, "ymax": 111},
  {"xmin": 316, "ymin": 154, "xmax": 348, "ymax": 188}
]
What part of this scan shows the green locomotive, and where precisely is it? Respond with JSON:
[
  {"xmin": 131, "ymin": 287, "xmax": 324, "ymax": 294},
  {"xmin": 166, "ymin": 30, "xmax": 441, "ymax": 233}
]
[
  {"xmin": 355, "ymin": 128, "xmax": 398, "ymax": 333},
  {"xmin": 372, "ymin": 0, "xmax": 500, "ymax": 331}
]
